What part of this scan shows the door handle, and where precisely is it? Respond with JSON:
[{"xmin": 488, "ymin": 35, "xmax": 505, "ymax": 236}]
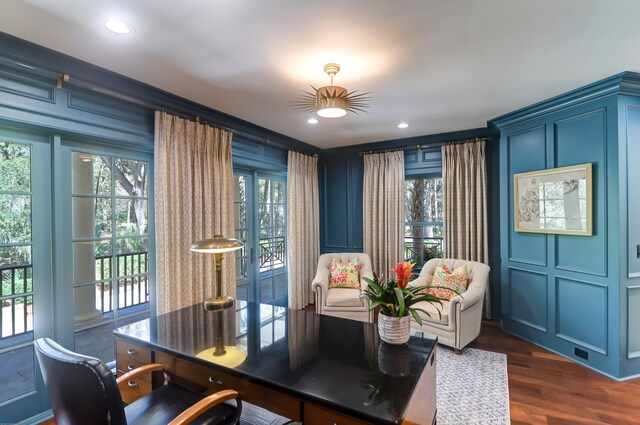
[{"xmin": 250, "ymin": 247, "xmax": 255, "ymax": 264}]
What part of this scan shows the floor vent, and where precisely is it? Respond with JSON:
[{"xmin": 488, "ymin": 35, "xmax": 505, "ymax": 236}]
[{"xmin": 575, "ymin": 347, "xmax": 589, "ymax": 360}]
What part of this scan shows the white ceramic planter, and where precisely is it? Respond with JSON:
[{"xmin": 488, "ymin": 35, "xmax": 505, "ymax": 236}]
[{"xmin": 377, "ymin": 313, "xmax": 410, "ymax": 345}]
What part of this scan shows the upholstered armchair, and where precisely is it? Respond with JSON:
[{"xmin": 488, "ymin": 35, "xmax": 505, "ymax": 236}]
[
  {"xmin": 311, "ymin": 253, "xmax": 374, "ymax": 323},
  {"xmin": 409, "ymin": 258, "xmax": 490, "ymax": 353}
]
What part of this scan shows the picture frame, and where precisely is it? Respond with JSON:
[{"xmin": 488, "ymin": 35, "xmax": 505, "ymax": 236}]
[{"xmin": 514, "ymin": 163, "xmax": 592, "ymax": 236}]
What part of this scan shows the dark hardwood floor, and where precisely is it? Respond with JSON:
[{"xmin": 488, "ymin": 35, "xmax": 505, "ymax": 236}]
[{"xmin": 470, "ymin": 320, "xmax": 640, "ymax": 424}]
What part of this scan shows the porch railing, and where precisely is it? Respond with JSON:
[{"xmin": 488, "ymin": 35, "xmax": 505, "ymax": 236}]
[
  {"xmin": 259, "ymin": 236, "xmax": 285, "ymax": 271},
  {"xmin": 404, "ymin": 237, "xmax": 444, "ymax": 267},
  {"xmin": 0, "ymin": 263, "xmax": 33, "ymax": 339},
  {"xmin": 1, "ymin": 251, "xmax": 149, "ymax": 340},
  {"xmin": 96, "ymin": 252, "xmax": 149, "ymax": 313}
]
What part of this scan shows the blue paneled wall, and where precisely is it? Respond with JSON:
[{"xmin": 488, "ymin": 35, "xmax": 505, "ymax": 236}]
[{"xmin": 492, "ymin": 72, "xmax": 640, "ymax": 379}]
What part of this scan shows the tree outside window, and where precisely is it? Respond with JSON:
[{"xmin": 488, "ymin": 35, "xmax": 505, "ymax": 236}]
[{"xmin": 405, "ymin": 177, "xmax": 443, "ymax": 268}]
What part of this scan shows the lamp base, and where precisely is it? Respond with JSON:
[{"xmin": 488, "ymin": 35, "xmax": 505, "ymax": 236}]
[{"xmin": 204, "ymin": 296, "xmax": 234, "ymax": 311}]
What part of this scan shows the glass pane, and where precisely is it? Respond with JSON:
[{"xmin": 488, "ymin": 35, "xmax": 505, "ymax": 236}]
[
  {"xmin": 258, "ymin": 179, "xmax": 267, "ymax": 203},
  {"xmin": 0, "ymin": 245, "xmax": 31, "ymax": 267},
  {"xmin": 1, "ymin": 266, "xmax": 32, "ymax": 296},
  {"xmin": 0, "ymin": 345, "xmax": 35, "ymax": 402},
  {"xmin": 274, "ymin": 181, "xmax": 284, "ymax": 203},
  {"xmin": 114, "ymin": 159, "xmax": 148, "ymax": 198},
  {"xmin": 0, "ymin": 195, "xmax": 31, "ymax": 243},
  {"xmin": 116, "ymin": 251, "xmax": 148, "ymax": 278},
  {"xmin": 72, "ymin": 153, "xmax": 111, "ymax": 196},
  {"xmin": 234, "ymin": 175, "xmax": 246, "ymax": 203},
  {"xmin": 74, "ymin": 322, "xmax": 115, "ymax": 362},
  {"xmin": 1, "ymin": 296, "xmax": 33, "ymax": 338},
  {"xmin": 274, "ymin": 205, "xmax": 285, "ymax": 228},
  {"xmin": 405, "ymin": 180, "xmax": 424, "ymax": 222},
  {"xmin": 72, "ymin": 197, "xmax": 112, "ymax": 239},
  {"xmin": 116, "ymin": 198, "xmax": 148, "ymax": 236},
  {"xmin": 116, "ymin": 238, "xmax": 148, "ymax": 255},
  {"xmin": 73, "ymin": 241, "xmax": 112, "ymax": 284},
  {"xmin": 0, "ymin": 142, "xmax": 30, "ymax": 192},
  {"xmin": 403, "ymin": 225, "xmax": 443, "ymax": 267},
  {"xmin": 117, "ymin": 275, "xmax": 149, "ymax": 309},
  {"xmin": 259, "ymin": 204, "xmax": 269, "ymax": 231}
]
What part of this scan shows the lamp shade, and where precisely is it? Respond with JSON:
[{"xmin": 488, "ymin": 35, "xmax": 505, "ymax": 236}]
[{"xmin": 190, "ymin": 235, "xmax": 243, "ymax": 253}]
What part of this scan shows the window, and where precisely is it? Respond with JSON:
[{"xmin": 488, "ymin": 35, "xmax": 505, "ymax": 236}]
[{"xmin": 405, "ymin": 177, "xmax": 443, "ymax": 267}]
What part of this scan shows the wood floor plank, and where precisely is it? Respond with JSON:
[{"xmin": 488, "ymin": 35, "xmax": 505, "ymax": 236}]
[{"xmin": 470, "ymin": 320, "xmax": 640, "ymax": 424}]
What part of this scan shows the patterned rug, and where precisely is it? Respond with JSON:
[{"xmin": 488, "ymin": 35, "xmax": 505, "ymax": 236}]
[
  {"xmin": 436, "ymin": 346, "xmax": 510, "ymax": 424},
  {"xmin": 240, "ymin": 345, "xmax": 510, "ymax": 425}
]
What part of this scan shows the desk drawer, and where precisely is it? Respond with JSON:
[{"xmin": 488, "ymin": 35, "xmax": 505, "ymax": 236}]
[
  {"xmin": 304, "ymin": 403, "xmax": 370, "ymax": 425},
  {"xmin": 117, "ymin": 374, "xmax": 152, "ymax": 405},
  {"xmin": 174, "ymin": 358, "xmax": 301, "ymax": 421},
  {"xmin": 116, "ymin": 356, "xmax": 150, "ymax": 380},
  {"xmin": 116, "ymin": 340, "xmax": 151, "ymax": 363}
]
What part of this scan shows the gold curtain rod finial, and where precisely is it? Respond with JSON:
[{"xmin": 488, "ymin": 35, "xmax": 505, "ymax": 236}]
[{"xmin": 56, "ymin": 73, "xmax": 70, "ymax": 89}]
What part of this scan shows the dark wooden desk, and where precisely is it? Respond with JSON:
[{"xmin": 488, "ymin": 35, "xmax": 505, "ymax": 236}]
[{"xmin": 114, "ymin": 301, "xmax": 436, "ymax": 425}]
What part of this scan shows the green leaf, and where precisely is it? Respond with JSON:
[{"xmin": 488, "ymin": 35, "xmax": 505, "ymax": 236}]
[
  {"xmin": 410, "ymin": 309, "xmax": 423, "ymax": 326},
  {"xmin": 394, "ymin": 287, "xmax": 405, "ymax": 318},
  {"xmin": 364, "ymin": 277, "xmax": 384, "ymax": 295}
]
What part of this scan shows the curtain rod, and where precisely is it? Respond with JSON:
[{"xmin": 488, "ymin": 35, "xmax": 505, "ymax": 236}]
[{"xmin": 359, "ymin": 136, "xmax": 491, "ymax": 156}]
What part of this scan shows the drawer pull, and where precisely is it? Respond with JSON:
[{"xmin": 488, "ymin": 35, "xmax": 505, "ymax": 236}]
[
  {"xmin": 127, "ymin": 364, "xmax": 134, "ymax": 371},
  {"xmin": 208, "ymin": 376, "xmax": 223, "ymax": 385},
  {"xmin": 127, "ymin": 380, "xmax": 138, "ymax": 388},
  {"xmin": 126, "ymin": 348, "xmax": 137, "ymax": 355}
]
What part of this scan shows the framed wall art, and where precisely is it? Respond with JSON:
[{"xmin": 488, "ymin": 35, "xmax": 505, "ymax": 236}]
[{"xmin": 514, "ymin": 163, "xmax": 592, "ymax": 235}]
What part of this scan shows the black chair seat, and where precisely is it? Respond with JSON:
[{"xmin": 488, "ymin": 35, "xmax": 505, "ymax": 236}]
[{"xmin": 125, "ymin": 383, "xmax": 241, "ymax": 425}]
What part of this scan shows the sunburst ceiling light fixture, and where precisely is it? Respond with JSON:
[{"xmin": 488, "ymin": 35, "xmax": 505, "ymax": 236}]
[{"xmin": 292, "ymin": 63, "xmax": 370, "ymax": 118}]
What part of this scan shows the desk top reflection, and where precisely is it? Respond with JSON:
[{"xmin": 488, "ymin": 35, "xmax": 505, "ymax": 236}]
[{"xmin": 114, "ymin": 301, "xmax": 436, "ymax": 425}]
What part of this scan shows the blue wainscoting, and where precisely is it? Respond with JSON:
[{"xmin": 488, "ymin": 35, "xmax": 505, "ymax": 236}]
[{"xmin": 492, "ymin": 71, "xmax": 640, "ymax": 379}]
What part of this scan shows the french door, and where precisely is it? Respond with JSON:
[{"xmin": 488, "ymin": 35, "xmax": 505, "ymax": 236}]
[
  {"xmin": 233, "ymin": 171, "xmax": 287, "ymax": 306},
  {"xmin": 0, "ymin": 130, "xmax": 52, "ymax": 422},
  {"xmin": 0, "ymin": 130, "xmax": 153, "ymax": 422}
]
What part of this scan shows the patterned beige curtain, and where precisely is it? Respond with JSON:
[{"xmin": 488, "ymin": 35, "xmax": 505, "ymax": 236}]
[
  {"xmin": 442, "ymin": 140, "xmax": 490, "ymax": 318},
  {"xmin": 155, "ymin": 111, "xmax": 235, "ymax": 315},
  {"xmin": 287, "ymin": 151, "xmax": 319, "ymax": 310},
  {"xmin": 363, "ymin": 151, "xmax": 405, "ymax": 277}
]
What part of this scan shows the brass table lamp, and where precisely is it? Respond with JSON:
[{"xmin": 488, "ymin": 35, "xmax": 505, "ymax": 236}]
[{"xmin": 190, "ymin": 234, "xmax": 243, "ymax": 310}]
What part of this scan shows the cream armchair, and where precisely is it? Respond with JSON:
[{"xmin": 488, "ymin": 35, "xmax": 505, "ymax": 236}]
[
  {"xmin": 410, "ymin": 258, "xmax": 490, "ymax": 353},
  {"xmin": 311, "ymin": 253, "xmax": 374, "ymax": 323}
]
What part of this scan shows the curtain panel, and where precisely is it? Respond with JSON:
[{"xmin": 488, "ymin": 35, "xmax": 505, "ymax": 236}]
[
  {"xmin": 363, "ymin": 151, "xmax": 405, "ymax": 278},
  {"xmin": 287, "ymin": 151, "xmax": 320, "ymax": 310},
  {"xmin": 154, "ymin": 111, "xmax": 235, "ymax": 315},
  {"xmin": 441, "ymin": 140, "xmax": 490, "ymax": 318}
]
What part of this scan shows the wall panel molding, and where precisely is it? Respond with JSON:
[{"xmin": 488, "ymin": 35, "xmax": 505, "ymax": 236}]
[
  {"xmin": 628, "ymin": 286, "xmax": 640, "ymax": 359},
  {"xmin": 507, "ymin": 267, "xmax": 548, "ymax": 332},
  {"xmin": 555, "ymin": 276, "xmax": 608, "ymax": 354}
]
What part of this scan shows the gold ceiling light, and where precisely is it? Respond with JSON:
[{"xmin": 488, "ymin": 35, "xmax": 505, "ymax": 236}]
[{"xmin": 292, "ymin": 63, "xmax": 370, "ymax": 118}]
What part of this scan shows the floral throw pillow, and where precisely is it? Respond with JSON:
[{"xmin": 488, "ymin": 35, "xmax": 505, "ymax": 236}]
[
  {"xmin": 329, "ymin": 258, "xmax": 360, "ymax": 289},
  {"xmin": 427, "ymin": 262, "xmax": 468, "ymax": 300}
]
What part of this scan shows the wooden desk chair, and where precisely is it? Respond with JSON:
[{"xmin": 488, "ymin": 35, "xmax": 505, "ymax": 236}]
[{"xmin": 34, "ymin": 338, "xmax": 241, "ymax": 425}]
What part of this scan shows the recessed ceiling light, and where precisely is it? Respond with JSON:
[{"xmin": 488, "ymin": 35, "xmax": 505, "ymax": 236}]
[
  {"xmin": 104, "ymin": 18, "xmax": 131, "ymax": 34},
  {"xmin": 307, "ymin": 118, "xmax": 319, "ymax": 124},
  {"xmin": 398, "ymin": 122, "xmax": 410, "ymax": 129}
]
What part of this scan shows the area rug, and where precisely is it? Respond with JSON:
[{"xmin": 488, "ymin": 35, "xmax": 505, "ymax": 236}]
[
  {"xmin": 240, "ymin": 345, "xmax": 510, "ymax": 425},
  {"xmin": 436, "ymin": 346, "xmax": 510, "ymax": 424}
]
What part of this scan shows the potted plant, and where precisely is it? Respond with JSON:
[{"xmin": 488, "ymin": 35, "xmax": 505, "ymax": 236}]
[{"xmin": 363, "ymin": 261, "xmax": 444, "ymax": 345}]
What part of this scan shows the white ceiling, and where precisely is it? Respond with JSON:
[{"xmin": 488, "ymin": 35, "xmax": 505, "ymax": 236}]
[{"xmin": 2, "ymin": 0, "xmax": 640, "ymax": 148}]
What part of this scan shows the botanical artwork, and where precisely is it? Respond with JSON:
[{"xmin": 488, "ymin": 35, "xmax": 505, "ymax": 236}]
[
  {"xmin": 517, "ymin": 180, "xmax": 540, "ymax": 229},
  {"xmin": 514, "ymin": 163, "xmax": 592, "ymax": 235}
]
